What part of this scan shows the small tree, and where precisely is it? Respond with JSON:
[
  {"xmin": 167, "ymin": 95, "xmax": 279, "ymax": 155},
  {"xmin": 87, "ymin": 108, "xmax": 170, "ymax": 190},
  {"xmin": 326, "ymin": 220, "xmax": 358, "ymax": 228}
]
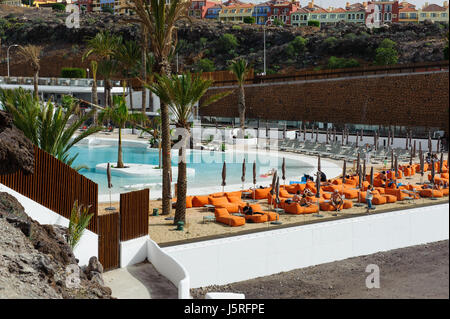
[
  {"xmin": 243, "ymin": 16, "xmax": 255, "ymax": 24},
  {"xmin": 195, "ymin": 58, "xmax": 215, "ymax": 72},
  {"xmin": 101, "ymin": 6, "xmax": 114, "ymax": 14},
  {"xmin": 218, "ymin": 33, "xmax": 238, "ymax": 53},
  {"xmin": 273, "ymin": 18, "xmax": 284, "ymax": 26},
  {"xmin": 52, "ymin": 3, "xmax": 66, "ymax": 11},
  {"xmin": 308, "ymin": 20, "xmax": 320, "ymax": 27},
  {"xmin": 374, "ymin": 38, "xmax": 398, "ymax": 65},
  {"xmin": 285, "ymin": 36, "xmax": 308, "ymax": 59},
  {"xmin": 67, "ymin": 200, "xmax": 93, "ymax": 250},
  {"xmin": 98, "ymin": 95, "xmax": 147, "ymax": 168},
  {"xmin": 229, "ymin": 59, "xmax": 250, "ymax": 138},
  {"xmin": 61, "ymin": 67, "xmax": 87, "ymax": 78}
]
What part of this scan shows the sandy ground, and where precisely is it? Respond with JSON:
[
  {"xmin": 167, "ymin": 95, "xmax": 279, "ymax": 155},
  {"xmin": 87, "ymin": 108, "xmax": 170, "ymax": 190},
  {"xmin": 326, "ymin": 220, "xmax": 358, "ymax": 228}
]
[
  {"xmin": 95, "ymin": 132, "xmax": 448, "ymax": 245},
  {"xmin": 98, "ymin": 173, "xmax": 449, "ymax": 246},
  {"xmin": 190, "ymin": 240, "xmax": 449, "ymax": 299}
]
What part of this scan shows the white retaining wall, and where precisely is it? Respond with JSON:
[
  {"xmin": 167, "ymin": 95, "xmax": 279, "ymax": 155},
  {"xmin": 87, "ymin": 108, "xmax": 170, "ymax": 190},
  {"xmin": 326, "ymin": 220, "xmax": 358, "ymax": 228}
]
[
  {"xmin": 120, "ymin": 236, "xmax": 148, "ymax": 268},
  {"xmin": 0, "ymin": 183, "xmax": 98, "ymax": 266},
  {"xmin": 147, "ymin": 239, "xmax": 191, "ymax": 299},
  {"xmin": 162, "ymin": 203, "xmax": 449, "ymax": 288}
]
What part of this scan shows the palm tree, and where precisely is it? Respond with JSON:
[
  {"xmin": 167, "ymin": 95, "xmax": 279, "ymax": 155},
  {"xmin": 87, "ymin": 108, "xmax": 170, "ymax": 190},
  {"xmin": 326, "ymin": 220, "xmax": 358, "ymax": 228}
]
[
  {"xmin": 229, "ymin": 59, "xmax": 250, "ymax": 138},
  {"xmin": 126, "ymin": 0, "xmax": 190, "ymax": 215},
  {"xmin": 97, "ymin": 59, "xmax": 119, "ymax": 110},
  {"xmin": 83, "ymin": 31, "xmax": 122, "ymax": 108},
  {"xmin": 139, "ymin": 112, "xmax": 162, "ymax": 167},
  {"xmin": 148, "ymin": 72, "xmax": 230, "ymax": 224},
  {"xmin": 90, "ymin": 60, "xmax": 99, "ymax": 123},
  {"xmin": 115, "ymin": 39, "xmax": 141, "ymax": 112},
  {"xmin": 98, "ymin": 95, "xmax": 147, "ymax": 168},
  {"xmin": 16, "ymin": 45, "xmax": 42, "ymax": 100},
  {"xmin": 0, "ymin": 88, "xmax": 102, "ymax": 170}
]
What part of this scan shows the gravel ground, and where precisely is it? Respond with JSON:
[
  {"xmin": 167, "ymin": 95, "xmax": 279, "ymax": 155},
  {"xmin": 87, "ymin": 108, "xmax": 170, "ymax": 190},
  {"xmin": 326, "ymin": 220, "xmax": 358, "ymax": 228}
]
[{"xmin": 191, "ymin": 240, "xmax": 449, "ymax": 299}]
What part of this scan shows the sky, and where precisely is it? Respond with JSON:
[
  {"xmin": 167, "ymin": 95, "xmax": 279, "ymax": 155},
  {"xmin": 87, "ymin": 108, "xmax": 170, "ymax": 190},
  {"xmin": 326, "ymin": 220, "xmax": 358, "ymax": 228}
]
[{"xmin": 241, "ymin": 0, "xmax": 438, "ymax": 9}]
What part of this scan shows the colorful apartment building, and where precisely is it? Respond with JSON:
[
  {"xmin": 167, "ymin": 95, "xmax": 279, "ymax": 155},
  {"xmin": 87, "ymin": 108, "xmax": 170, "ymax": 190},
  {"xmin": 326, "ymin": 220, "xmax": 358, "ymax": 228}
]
[
  {"xmin": 219, "ymin": 0, "xmax": 254, "ymax": 23},
  {"xmin": 253, "ymin": 1, "xmax": 273, "ymax": 25},
  {"xmin": 398, "ymin": 1, "xmax": 418, "ymax": 22},
  {"xmin": 345, "ymin": 2, "xmax": 367, "ymax": 23},
  {"xmin": 74, "ymin": 0, "xmax": 94, "ymax": 12},
  {"xmin": 189, "ymin": 0, "xmax": 221, "ymax": 19},
  {"xmin": 0, "ymin": 0, "xmax": 22, "ymax": 5},
  {"xmin": 267, "ymin": 0, "xmax": 300, "ymax": 25},
  {"xmin": 418, "ymin": 2, "xmax": 449, "ymax": 22},
  {"xmin": 205, "ymin": 3, "xmax": 222, "ymax": 19},
  {"xmin": 366, "ymin": 0, "xmax": 400, "ymax": 26}
]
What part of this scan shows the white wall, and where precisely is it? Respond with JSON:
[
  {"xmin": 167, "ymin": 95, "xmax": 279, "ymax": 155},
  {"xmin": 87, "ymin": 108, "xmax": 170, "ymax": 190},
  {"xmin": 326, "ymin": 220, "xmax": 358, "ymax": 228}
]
[
  {"xmin": 120, "ymin": 236, "xmax": 148, "ymax": 268},
  {"xmin": 162, "ymin": 203, "xmax": 449, "ymax": 288},
  {"xmin": 147, "ymin": 239, "xmax": 191, "ymax": 299},
  {"xmin": 0, "ymin": 183, "xmax": 98, "ymax": 266}
]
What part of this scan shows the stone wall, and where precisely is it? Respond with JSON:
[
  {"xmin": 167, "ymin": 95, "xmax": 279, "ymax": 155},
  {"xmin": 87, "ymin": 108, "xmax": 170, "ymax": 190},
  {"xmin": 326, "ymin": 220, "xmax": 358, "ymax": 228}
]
[{"xmin": 200, "ymin": 71, "xmax": 449, "ymax": 132}]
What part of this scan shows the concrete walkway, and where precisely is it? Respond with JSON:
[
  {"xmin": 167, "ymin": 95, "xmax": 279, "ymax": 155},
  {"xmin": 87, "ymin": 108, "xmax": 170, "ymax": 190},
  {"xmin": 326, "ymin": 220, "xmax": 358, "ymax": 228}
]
[{"xmin": 103, "ymin": 262, "xmax": 178, "ymax": 299}]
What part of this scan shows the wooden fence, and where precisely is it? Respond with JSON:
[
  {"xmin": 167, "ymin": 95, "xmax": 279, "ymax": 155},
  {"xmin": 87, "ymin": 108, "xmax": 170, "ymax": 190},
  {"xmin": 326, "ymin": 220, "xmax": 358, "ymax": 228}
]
[
  {"xmin": 98, "ymin": 213, "xmax": 120, "ymax": 271},
  {"xmin": 0, "ymin": 145, "xmax": 99, "ymax": 233},
  {"xmin": 120, "ymin": 188, "xmax": 149, "ymax": 242},
  {"xmin": 209, "ymin": 60, "xmax": 449, "ymax": 87}
]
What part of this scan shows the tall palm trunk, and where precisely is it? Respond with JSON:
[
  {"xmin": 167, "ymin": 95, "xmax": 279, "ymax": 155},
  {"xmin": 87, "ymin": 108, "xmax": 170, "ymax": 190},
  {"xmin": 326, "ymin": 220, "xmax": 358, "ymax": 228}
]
[
  {"xmin": 174, "ymin": 134, "xmax": 187, "ymax": 224},
  {"xmin": 141, "ymin": 26, "xmax": 148, "ymax": 116},
  {"xmin": 117, "ymin": 126, "xmax": 124, "ymax": 168},
  {"xmin": 105, "ymin": 79, "xmax": 112, "ymax": 108},
  {"xmin": 33, "ymin": 68, "xmax": 39, "ymax": 100},
  {"xmin": 238, "ymin": 83, "xmax": 245, "ymax": 138},
  {"xmin": 158, "ymin": 60, "xmax": 172, "ymax": 215}
]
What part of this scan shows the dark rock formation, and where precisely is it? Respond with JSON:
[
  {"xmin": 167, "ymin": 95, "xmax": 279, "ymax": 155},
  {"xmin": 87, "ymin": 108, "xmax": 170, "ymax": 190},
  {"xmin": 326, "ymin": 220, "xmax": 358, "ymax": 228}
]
[
  {"xmin": 0, "ymin": 192, "xmax": 113, "ymax": 298},
  {"xmin": 0, "ymin": 111, "xmax": 35, "ymax": 175}
]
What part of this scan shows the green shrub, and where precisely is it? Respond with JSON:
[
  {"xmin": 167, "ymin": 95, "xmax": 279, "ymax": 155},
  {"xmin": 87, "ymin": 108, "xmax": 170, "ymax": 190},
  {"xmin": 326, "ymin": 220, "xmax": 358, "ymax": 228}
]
[
  {"xmin": 217, "ymin": 33, "xmax": 238, "ymax": 53},
  {"xmin": 444, "ymin": 45, "xmax": 449, "ymax": 60},
  {"xmin": 243, "ymin": 16, "xmax": 256, "ymax": 24},
  {"xmin": 308, "ymin": 20, "xmax": 320, "ymax": 27},
  {"xmin": 61, "ymin": 67, "xmax": 87, "ymax": 78},
  {"xmin": 68, "ymin": 200, "xmax": 94, "ymax": 249},
  {"xmin": 374, "ymin": 47, "xmax": 398, "ymax": 65},
  {"xmin": 273, "ymin": 18, "xmax": 284, "ymax": 26},
  {"xmin": 379, "ymin": 38, "xmax": 397, "ymax": 49},
  {"xmin": 52, "ymin": 3, "xmax": 66, "ymax": 11},
  {"xmin": 232, "ymin": 25, "xmax": 242, "ymax": 30},
  {"xmin": 327, "ymin": 56, "xmax": 360, "ymax": 69},
  {"xmin": 101, "ymin": 6, "xmax": 114, "ymax": 14},
  {"xmin": 195, "ymin": 58, "xmax": 215, "ymax": 72},
  {"xmin": 285, "ymin": 36, "xmax": 308, "ymax": 58}
]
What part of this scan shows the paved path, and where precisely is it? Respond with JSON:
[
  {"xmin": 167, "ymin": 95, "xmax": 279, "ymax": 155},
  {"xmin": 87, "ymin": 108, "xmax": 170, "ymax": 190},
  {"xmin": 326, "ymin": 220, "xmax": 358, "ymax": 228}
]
[{"xmin": 103, "ymin": 262, "xmax": 178, "ymax": 299}]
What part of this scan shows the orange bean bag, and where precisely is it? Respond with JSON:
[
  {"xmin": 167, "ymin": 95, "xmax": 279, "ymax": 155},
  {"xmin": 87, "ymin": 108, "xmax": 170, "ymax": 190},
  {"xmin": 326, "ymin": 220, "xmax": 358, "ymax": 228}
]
[
  {"xmin": 296, "ymin": 183, "xmax": 306, "ymax": 192},
  {"xmin": 279, "ymin": 189, "xmax": 294, "ymax": 198},
  {"xmin": 254, "ymin": 188, "xmax": 272, "ymax": 199},
  {"xmin": 284, "ymin": 202, "xmax": 304, "ymax": 214},
  {"xmin": 383, "ymin": 194, "xmax": 397, "ymax": 203},
  {"xmin": 319, "ymin": 202, "xmax": 336, "ymax": 211},
  {"xmin": 322, "ymin": 192, "xmax": 332, "ymax": 200},
  {"xmin": 171, "ymin": 196, "xmax": 194, "ymax": 208},
  {"xmin": 244, "ymin": 213, "xmax": 268, "ymax": 223},
  {"xmin": 322, "ymin": 184, "xmax": 341, "ymax": 192},
  {"xmin": 192, "ymin": 195, "xmax": 210, "ymax": 207},
  {"xmin": 384, "ymin": 189, "xmax": 408, "ymax": 201},
  {"xmin": 284, "ymin": 184, "xmax": 298, "ymax": 194},
  {"xmin": 332, "ymin": 179, "xmax": 343, "ymax": 185},
  {"xmin": 227, "ymin": 196, "xmax": 244, "ymax": 204},
  {"xmin": 441, "ymin": 173, "xmax": 449, "ymax": 179},
  {"xmin": 358, "ymin": 191, "xmax": 387, "ymax": 205},
  {"xmin": 441, "ymin": 188, "xmax": 449, "ymax": 196},
  {"xmin": 343, "ymin": 189, "xmax": 359, "ymax": 199},
  {"xmin": 225, "ymin": 191, "xmax": 242, "ymax": 198},
  {"xmin": 419, "ymin": 189, "xmax": 444, "ymax": 198},
  {"xmin": 303, "ymin": 204, "xmax": 319, "ymax": 214},
  {"xmin": 215, "ymin": 208, "xmax": 245, "ymax": 227},
  {"xmin": 374, "ymin": 187, "xmax": 386, "ymax": 194}
]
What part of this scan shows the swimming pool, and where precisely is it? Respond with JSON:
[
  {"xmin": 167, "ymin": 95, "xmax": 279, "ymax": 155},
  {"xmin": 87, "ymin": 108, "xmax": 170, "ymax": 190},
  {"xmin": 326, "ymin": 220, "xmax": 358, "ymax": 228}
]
[{"xmin": 69, "ymin": 141, "xmax": 315, "ymax": 196}]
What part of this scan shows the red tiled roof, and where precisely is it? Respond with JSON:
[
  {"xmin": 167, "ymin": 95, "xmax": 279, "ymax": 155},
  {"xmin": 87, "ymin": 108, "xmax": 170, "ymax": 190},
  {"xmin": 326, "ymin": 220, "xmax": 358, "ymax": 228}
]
[
  {"xmin": 328, "ymin": 7, "xmax": 347, "ymax": 13},
  {"xmin": 399, "ymin": 6, "xmax": 417, "ymax": 12},
  {"xmin": 422, "ymin": 4, "xmax": 447, "ymax": 12}
]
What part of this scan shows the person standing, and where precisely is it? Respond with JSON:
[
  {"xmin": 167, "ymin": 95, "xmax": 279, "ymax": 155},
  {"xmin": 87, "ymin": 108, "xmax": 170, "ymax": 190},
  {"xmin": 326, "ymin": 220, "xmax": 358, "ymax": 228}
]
[{"xmin": 366, "ymin": 185, "xmax": 375, "ymax": 212}]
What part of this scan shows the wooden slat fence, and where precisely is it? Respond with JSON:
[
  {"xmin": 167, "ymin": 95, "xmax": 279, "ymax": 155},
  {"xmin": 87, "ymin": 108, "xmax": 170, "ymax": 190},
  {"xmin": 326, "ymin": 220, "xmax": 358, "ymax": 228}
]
[
  {"xmin": 209, "ymin": 61, "xmax": 449, "ymax": 87},
  {"xmin": 0, "ymin": 145, "xmax": 99, "ymax": 232},
  {"xmin": 120, "ymin": 188, "xmax": 149, "ymax": 242},
  {"xmin": 98, "ymin": 213, "xmax": 120, "ymax": 271}
]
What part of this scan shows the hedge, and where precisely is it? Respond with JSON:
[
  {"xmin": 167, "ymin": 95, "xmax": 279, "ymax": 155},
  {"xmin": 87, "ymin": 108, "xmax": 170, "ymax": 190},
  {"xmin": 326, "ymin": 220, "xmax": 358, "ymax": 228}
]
[{"xmin": 61, "ymin": 67, "xmax": 87, "ymax": 78}]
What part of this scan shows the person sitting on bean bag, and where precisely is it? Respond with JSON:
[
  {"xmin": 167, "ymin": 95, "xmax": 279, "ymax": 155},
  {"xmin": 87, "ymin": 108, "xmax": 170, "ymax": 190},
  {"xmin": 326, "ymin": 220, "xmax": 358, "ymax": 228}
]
[
  {"xmin": 299, "ymin": 194, "xmax": 312, "ymax": 207},
  {"xmin": 331, "ymin": 190, "xmax": 344, "ymax": 212},
  {"xmin": 292, "ymin": 190, "xmax": 301, "ymax": 203},
  {"xmin": 387, "ymin": 178, "xmax": 397, "ymax": 188},
  {"xmin": 303, "ymin": 188, "xmax": 314, "ymax": 197}
]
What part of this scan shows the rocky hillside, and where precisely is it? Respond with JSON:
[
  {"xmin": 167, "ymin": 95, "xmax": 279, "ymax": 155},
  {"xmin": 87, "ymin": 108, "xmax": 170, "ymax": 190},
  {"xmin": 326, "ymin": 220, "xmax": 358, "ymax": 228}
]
[
  {"xmin": 0, "ymin": 191, "xmax": 113, "ymax": 299},
  {"xmin": 0, "ymin": 6, "xmax": 448, "ymax": 75}
]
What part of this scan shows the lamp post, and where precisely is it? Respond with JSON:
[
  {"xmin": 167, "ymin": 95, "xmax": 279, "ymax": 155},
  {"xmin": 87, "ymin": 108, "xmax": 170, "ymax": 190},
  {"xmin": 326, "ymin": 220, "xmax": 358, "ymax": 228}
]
[
  {"xmin": 7, "ymin": 44, "xmax": 19, "ymax": 77},
  {"xmin": 86, "ymin": 68, "xmax": 90, "ymax": 79},
  {"xmin": 263, "ymin": 19, "xmax": 271, "ymax": 76}
]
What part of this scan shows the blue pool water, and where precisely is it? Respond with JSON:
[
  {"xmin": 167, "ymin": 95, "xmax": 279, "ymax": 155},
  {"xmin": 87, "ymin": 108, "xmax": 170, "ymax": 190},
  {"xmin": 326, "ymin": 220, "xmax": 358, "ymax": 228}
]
[{"xmin": 69, "ymin": 145, "xmax": 313, "ymax": 195}]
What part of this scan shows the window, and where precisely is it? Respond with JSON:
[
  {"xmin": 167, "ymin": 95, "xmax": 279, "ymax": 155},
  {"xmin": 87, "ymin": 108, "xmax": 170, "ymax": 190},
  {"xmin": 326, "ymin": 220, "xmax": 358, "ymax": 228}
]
[
  {"xmin": 239, "ymin": 9, "xmax": 243, "ymax": 13},
  {"xmin": 442, "ymin": 13, "xmax": 447, "ymax": 17},
  {"xmin": 385, "ymin": 4, "xmax": 392, "ymax": 12},
  {"xmin": 410, "ymin": 13, "xmax": 417, "ymax": 18},
  {"xmin": 224, "ymin": 9, "xmax": 228, "ymax": 13},
  {"xmin": 348, "ymin": 13, "xmax": 351, "ymax": 19},
  {"xmin": 431, "ymin": 13, "xmax": 437, "ymax": 18},
  {"xmin": 321, "ymin": 14, "xmax": 327, "ymax": 19},
  {"xmin": 338, "ymin": 14, "xmax": 345, "ymax": 18},
  {"xmin": 311, "ymin": 14, "xmax": 317, "ymax": 19},
  {"xmin": 420, "ymin": 13, "xmax": 426, "ymax": 17},
  {"xmin": 330, "ymin": 14, "xmax": 336, "ymax": 19},
  {"xmin": 399, "ymin": 13, "xmax": 407, "ymax": 19},
  {"xmin": 352, "ymin": 13, "xmax": 355, "ymax": 19},
  {"xmin": 231, "ymin": 9, "xmax": 236, "ymax": 13}
]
